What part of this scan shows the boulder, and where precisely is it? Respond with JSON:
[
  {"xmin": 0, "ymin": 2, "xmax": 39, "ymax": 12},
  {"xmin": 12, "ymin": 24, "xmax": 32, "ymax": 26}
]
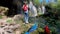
[
  {"xmin": 13, "ymin": 14, "xmax": 24, "ymax": 21},
  {"xmin": 0, "ymin": 6, "xmax": 9, "ymax": 15}
]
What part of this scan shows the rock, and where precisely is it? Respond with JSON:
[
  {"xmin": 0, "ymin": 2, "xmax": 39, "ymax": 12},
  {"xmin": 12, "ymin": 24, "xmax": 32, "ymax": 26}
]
[
  {"xmin": 15, "ymin": 30, "xmax": 20, "ymax": 34},
  {"xmin": 0, "ymin": 20, "xmax": 6, "ymax": 26},
  {"xmin": 0, "ymin": 17, "xmax": 20, "ymax": 34},
  {"xmin": 0, "ymin": 28, "xmax": 5, "ymax": 34},
  {"xmin": 0, "ymin": 32, "xmax": 5, "ymax": 34},
  {"xmin": 9, "ymin": 25, "xmax": 15, "ymax": 30},
  {"xmin": 3, "ymin": 26, "xmax": 10, "ymax": 31},
  {"xmin": 13, "ymin": 14, "xmax": 24, "ymax": 21},
  {"xmin": 5, "ymin": 31, "xmax": 14, "ymax": 34},
  {"xmin": 6, "ymin": 18, "xmax": 15, "ymax": 24},
  {"xmin": 2, "ymin": 16, "xmax": 7, "ymax": 20},
  {"xmin": 0, "ymin": 6, "xmax": 9, "ymax": 15},
  {"xmin": 14, "ymin": 24, "xmax": 20, "ymax": 29}
]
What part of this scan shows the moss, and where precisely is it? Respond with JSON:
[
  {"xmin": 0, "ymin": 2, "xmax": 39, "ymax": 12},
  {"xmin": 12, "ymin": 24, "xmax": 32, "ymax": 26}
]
[
  {"xmin": 6, "ymin": 20, "xmax": 12, "ymax": 22},
  {"xmin": 31, "ymin": 30, "xmax": 39, "ymax": 34},
  {"xmin": 6, "ymin": 19, "xmax": 13, "ymax": 23},
  {"xmin": 0, "ymin": 15, "xmax": 2, "ymax": 19},
  {"xmin": 37, "ymin": 28, "xmax": 44, "ymax": 32}
]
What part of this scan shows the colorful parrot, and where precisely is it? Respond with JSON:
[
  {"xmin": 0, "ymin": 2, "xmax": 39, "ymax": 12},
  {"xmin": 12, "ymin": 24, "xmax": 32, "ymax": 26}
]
[
  {"xmin": 25, "ymin": 32, "xmax": 30, "ymax": 34},
  {"xmin": 25, "ymin": 23, "xmax": 38, "ymax": 34}
]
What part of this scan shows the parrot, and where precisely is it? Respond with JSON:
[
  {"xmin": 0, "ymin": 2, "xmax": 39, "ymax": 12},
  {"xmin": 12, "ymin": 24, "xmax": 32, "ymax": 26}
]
[{"xmin": 25, "ymin": 23, "xmax": 38, "ymax": 34}]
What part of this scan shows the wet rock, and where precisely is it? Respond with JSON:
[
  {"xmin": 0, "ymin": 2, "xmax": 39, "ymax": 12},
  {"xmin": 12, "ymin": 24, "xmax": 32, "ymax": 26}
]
[
  {"xmin": 13, "ymin": 14, "xmax": 24, "ymax": 21},
  {"xmin": 0, "ymin": 20, "xmax": 20, "ymax": 34}
]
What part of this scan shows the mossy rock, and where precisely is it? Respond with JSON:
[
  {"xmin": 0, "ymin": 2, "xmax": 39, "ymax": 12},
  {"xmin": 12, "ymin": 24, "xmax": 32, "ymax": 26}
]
[
  {"xmin": 0, "ymin": 15, "xmax": 3, "ymax": 19},
  {"xmin": 6, "ymin": 18, "xmax": 13, "ymax": 23},
  {"xmin": 6, "ymin": 20, "xmax": 12, "ymax": 22},
  {"xmin": 31, "ymin": 30, "xmax": 39, "ymax": 34},
  {"xmin": 37, "ymin": 28, "xmax": 44, "ymax": 32}
]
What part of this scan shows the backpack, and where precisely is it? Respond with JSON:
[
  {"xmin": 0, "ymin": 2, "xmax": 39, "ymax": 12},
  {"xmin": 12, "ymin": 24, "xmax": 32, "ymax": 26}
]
[{"xmin": 23, "ymin": 4, "xmax": 28, "ymax": 11}]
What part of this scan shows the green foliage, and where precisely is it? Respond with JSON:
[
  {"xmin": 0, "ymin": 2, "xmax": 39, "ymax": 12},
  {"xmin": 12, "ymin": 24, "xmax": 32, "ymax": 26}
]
[
  {"xmin": 0, "ymin": 15, "xmax": 2, "ymax": 19},
  {"xmin": 50, "ymin": 3, "xmax": 57, "ymax": 8},
  {"xmin": 33, "ymin": 0, "xmax": 40, "ymax": 5},
  {"xmin": 6, "ymin": 19, "xmax": 13, "ymax": 23},
  {"xmin": 6, "ymin": 20, "xmax": 12, "ymax": 23},
  {"xmin": 50, "ymin": 27, "xmax": 58, "ymax": 34},
  {"xmin": 31, "ymin": 30, "xmax": 39, "ymax": 34},
  {"xmin": 37, "ymin": 28, "xmax": 44, "ymax": 32}
]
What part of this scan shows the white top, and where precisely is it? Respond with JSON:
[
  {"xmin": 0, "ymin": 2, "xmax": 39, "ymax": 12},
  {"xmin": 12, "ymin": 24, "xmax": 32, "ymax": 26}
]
[
  {"xmin": 42, "ymin": 6, "xmax": 45, "ymax": 14},
  {"xmin": 29, "ymin": 1, "xmax": 37, "ymax": 17},
  {"xmin": 31, "ymin": 6, "xmax": 37, "ymax": 17},
  {"xmin": 29, "ymin": 1, "xmax": 33, "ymax": 8}
]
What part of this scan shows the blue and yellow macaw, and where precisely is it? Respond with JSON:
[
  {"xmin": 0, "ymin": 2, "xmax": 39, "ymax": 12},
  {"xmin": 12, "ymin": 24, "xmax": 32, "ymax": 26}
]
[{"xmin": 25, "ymin": 23, "xmax": 38, "ymax": 34}]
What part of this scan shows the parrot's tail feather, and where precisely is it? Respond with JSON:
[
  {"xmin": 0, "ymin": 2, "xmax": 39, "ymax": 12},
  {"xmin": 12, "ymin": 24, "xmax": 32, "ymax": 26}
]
[{"xmin": 25, "ymin": 32, "xmax": 30, "ymax": 34}]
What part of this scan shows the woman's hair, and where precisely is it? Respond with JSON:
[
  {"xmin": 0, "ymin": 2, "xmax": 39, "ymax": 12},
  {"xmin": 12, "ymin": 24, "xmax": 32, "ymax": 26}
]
[{"xmin": 23, "ymin": 1, "xmax": 28, "ymax": 4}]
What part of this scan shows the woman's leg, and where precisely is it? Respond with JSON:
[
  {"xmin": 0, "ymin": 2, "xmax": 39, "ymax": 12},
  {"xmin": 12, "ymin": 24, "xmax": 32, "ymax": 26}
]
[{"xmin": 24, "ymin": 12, "xmax": 29, "ymax": 23}]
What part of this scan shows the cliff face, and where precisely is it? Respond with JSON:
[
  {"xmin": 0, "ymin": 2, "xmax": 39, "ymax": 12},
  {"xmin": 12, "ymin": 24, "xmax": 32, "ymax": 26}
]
[
  {"xmin": 0, "ymin": 0, "xmax": 13, "ymax": 8},
  {"xmin": 0, "ymin": 0, "xmax": 28, "ymax": 16},
  {"xmin": 0, "ymin": 0, "xmax": 27, "ymax": 9},
  {"xmin": 0, "ymin": 0, "xmax": 20, "ymax": 16}
]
